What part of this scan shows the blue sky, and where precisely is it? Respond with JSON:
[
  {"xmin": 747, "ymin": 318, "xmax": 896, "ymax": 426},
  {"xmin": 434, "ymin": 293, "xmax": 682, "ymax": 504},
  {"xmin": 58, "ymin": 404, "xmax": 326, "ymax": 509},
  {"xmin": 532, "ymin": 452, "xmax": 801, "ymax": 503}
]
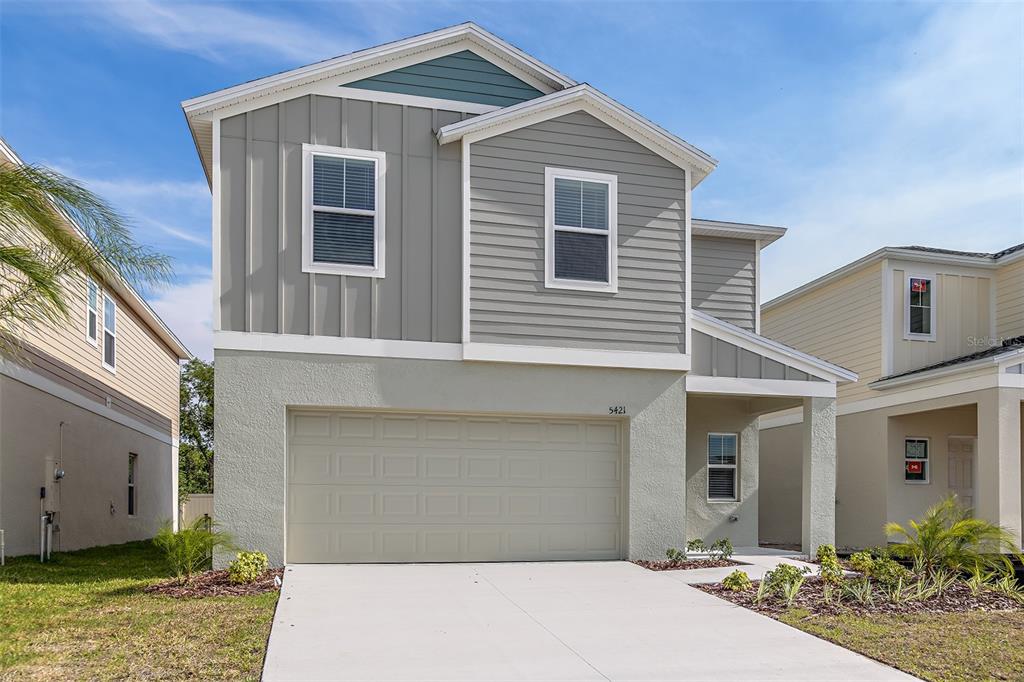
[{"xmin": 3, "ymin": 1, "xmax": 1022, "ymax": 359}]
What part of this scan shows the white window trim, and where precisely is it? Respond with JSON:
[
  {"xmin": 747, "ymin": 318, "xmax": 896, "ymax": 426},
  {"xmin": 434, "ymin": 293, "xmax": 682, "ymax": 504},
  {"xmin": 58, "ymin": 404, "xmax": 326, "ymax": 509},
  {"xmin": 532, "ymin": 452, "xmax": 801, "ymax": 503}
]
[
  {"xmin": 102, "ymin": 292, "xmax": 116, "ymax": 374},
  {"xmin": 903, "ymin": 273, "xmax": 936, "ymax": 341},
  {"xmin": 707, "ymin": 432, "xmax": 739, "ymax": 502},
  {"xmin": 544, "ymin": 167, "xmax": 618, "ymax": 293},
  {"xmin": 301, "ymin": 143, "xmax": 387, "ymax": 278},
  {"xmin": 128, "ymin": 453, "xmax": 138, "ymax": 517},
  {"xmin": 85, "ymin": 277, "xmax": 99, "ymax": 346},
  {"xmin": 904, "ymin": 436, "xmax": 930, "ymax": 485}
]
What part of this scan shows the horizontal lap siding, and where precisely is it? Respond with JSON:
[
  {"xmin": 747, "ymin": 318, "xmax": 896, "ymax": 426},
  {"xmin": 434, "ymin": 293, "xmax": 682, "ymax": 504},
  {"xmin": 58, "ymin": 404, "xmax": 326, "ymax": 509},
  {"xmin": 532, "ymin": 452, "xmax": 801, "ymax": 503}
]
[
  {"xmin": 344, "ymin": 50, "xmax": 543, "ymax": 107},
  {"xmin": 762, "ymin": 261, "xmax": 882, "ymax": 403},
  {"xmin": 219, "ymin": 94, "xmax": 466, "ymax": 342},
  {"xmin": 469, "ymin": 111, "xmax": 687, "ymax": 354},
  {"xmin": 691, "ymin": 236, "xmax": 756, "ymax": 331},
  {"xmin": 996, "ymin": 257, "xmax": 1024, "ymax": 339}
]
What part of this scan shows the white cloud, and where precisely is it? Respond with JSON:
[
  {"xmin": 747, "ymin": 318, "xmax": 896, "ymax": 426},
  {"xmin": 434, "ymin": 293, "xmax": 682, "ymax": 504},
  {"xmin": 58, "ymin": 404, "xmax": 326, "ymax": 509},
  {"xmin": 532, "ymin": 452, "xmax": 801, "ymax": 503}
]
[
  {"xmin": 760, "ymin": 2, "xmax": 1024, "ymax": 301},
  {"xmin": 150, "ymin": 277, "xmax": 212, "ymax": 361},
  {"xmin": 86, "ymin": 0, "xmax": 353, "ymax": 64}
]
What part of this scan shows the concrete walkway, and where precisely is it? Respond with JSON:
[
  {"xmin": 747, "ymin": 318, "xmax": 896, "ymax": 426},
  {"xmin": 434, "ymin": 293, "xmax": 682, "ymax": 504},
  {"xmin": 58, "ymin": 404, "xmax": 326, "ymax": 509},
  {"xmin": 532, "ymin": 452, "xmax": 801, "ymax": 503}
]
[
  {"xmin": 263, "ymin": 561, "xmax": 914, "ymax": 681},
  {"xmin": 668, "ymin": 548, "xmax": 823, "ymax": 585}
]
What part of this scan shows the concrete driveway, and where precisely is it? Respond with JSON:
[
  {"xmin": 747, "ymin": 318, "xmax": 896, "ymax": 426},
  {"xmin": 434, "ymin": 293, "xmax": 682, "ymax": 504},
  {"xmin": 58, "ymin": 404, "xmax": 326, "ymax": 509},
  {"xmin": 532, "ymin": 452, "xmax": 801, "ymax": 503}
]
[{"xmin": 263, "ymin": 561, "xmax": 914, "ymax": 681}]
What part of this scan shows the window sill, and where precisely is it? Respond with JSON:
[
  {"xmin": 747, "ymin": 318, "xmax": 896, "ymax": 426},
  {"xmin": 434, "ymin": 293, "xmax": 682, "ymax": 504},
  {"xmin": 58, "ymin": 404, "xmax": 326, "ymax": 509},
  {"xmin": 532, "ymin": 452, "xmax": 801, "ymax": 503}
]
[
  {"xmin": 302, "ymin": 262, "xmax": 385, "ymax": 278},
  {"xmin": 102, "ymin": 363, "xmax": 116, "ymax": 375},
  {"xmin": 544, "ymin": 278, "xmax": 617, "ymax": 294}
]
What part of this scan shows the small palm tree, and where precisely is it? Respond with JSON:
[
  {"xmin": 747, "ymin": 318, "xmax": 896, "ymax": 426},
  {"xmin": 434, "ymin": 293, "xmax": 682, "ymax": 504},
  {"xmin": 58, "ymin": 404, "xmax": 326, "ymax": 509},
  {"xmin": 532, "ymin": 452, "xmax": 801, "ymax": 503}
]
[
  {"xmin": 0, "ymin": 155, "xmax": 172, "ymax": 357},
  {"xmin": 885, "ymin": 495, "xmax": 1021, "ymax": 578}
]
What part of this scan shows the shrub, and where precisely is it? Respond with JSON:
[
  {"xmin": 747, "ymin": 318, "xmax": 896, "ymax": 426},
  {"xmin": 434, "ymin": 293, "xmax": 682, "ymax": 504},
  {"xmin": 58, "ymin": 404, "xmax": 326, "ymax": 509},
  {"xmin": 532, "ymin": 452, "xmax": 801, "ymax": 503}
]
[
  {"xmin": 816, "ymin": 544, "xmax": 843, "ymax": 586},
  {"xmin": 686, "ymin": 538, "xmax": 707, "ymax": 554},
  {"xmin": 871, "ymin": 557, "xmax": 912, "ymax": 588},
  {"xmin": 228, "ymin": 551, "xmax": 269, "ymax": 584},
  {"xmin": 665, "ymin": 547, "xmax": 687, "ymax": 564},
  {"xmin": 762, "ymin": 563, "xmax": 811, "ymax": 601},
  {"xmin": 153, "ymin": 517, "xmax": 233, "ymax": 585},
  {"xmin": 780, "ymin": 575, "xmax": 805, "ymax": 606},
  {"xmin": 709, "ymin": 538, "xmax": 734, "ymax": 561},
  {"xmin": 722, "ymin": 569, "xmax": 752, "ymax": 592},
  {"xmin": 840, "ymin": 577, "xmax": 874, "ymax": 606},
  {"xmin": 884, "ymin": 495, "xmax": 1021, "ymax": 578},
  {"xmin": 848, "ymin": 551, "xmax": 875, "ymax": 576}
]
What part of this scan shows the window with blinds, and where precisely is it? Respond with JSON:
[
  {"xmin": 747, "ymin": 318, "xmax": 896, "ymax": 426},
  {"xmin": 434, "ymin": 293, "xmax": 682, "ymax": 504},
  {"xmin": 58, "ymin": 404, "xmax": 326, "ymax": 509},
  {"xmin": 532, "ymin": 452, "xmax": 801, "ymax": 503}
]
[
  {"xmin": 545, "ymin": 168, "xmax": 617, "ymax": 292},
  {"xmin": 707, "ymin": 433, "xmax": 738, "ymax": 501},
  {"xmin": 302, "ymin": 145, "xmax": 386, "ymax": 277}
]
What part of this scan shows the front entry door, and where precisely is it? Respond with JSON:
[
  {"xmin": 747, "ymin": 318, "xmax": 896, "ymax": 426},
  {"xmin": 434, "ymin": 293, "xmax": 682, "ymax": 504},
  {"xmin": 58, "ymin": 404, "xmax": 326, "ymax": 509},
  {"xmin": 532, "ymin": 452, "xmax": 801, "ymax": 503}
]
[{"xmin": 947, "ymin": 436, "xmax": 976, "ymax": 509}]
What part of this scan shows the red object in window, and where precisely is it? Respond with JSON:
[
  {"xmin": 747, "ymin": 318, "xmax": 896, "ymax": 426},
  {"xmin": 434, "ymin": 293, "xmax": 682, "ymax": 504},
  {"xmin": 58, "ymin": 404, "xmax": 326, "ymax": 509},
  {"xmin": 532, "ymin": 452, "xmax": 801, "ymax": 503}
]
[
  {"xmin": 911, "ymin": 279, "xmax": 929, "ymax": 293},
  {"xmin": 906, "ymin": 461, "xmax": 923, "ymax": 474}
]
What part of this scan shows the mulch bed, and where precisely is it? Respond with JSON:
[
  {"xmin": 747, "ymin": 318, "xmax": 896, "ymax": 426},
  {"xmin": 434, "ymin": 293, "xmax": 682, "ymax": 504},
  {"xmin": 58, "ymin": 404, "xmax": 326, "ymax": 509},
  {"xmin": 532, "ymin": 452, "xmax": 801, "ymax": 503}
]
[
  {"xmin": 634, "ymin": 558, "xmax": 741, "ymax": 571},
  {"xmin": 698, "ymin": 576, "xmax": 1024, "ymax": 616},
  {"xmin": 145, "ymin": 568, "xmax": 284, "ymax": 598}
]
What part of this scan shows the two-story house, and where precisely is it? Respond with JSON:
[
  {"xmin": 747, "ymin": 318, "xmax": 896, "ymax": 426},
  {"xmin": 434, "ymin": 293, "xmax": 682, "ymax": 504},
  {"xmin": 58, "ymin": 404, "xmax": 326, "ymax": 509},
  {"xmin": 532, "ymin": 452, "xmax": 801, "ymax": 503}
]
[
  {"xmin": 183, "ymin": 23, "xmax": 856, "ymax": 567},
  {"xmin": 760, "ymin": 244, "xmax": 1024, "ymax": 550},
  {"xmin": 0, "ymin": 139, "xmax": 190, "ymax": 558}
]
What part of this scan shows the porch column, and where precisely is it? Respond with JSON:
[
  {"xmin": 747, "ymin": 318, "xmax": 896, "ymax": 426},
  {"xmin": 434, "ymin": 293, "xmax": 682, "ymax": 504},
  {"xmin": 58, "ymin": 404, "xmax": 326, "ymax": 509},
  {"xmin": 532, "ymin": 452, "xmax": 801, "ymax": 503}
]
[
  {"xmin": 802, "ymin": 396, "xmax": 837, "ymax": 556},
  {"xmin": 976, "ymin": 388, "xmax": 1022, "ymax": 547}
]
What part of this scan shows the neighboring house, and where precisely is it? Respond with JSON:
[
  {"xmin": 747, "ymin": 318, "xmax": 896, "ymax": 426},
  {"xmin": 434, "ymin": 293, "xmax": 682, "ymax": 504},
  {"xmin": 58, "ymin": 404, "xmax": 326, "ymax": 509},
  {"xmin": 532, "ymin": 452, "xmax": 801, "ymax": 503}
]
[
  {"xmin": 760, "ymin": 244, "xmax": 1024, "ymax": 550},
  {"xmin": 182, "ymin": 23, "xmax": 856, "ymax": 567},
  {"xmin": 0, "ymin": 139, "xmax": 190, "ymax": 557}
]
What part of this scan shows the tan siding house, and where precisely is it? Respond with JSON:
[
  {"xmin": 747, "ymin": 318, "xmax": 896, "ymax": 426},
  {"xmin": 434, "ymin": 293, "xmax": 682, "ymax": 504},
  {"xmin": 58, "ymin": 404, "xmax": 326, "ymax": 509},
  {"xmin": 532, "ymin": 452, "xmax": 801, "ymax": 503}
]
[
  {"xmin": 760, "ymin": 244, "xmax": 1024, "ymax": 550},
  {"xmin": 0, "ymin": 139, "xmax": 189, "ymax": 557}
]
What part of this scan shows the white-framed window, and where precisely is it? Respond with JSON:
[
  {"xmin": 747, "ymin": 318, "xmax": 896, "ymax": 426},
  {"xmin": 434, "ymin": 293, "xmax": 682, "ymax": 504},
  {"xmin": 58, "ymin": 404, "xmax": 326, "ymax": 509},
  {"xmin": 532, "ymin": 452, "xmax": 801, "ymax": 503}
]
[
  {"xmin": 904, "ymin": 275, "xmax": 935, "ymax": 340},
  {"xmin": 904, "ymin": 437, "xmax": 929, "ymax": 484},
  {"xmin": 707, "ymin": 432, "xmax": 739, "ymax": 501},
  {"xmin": 86, "ymin": 278, "xmax": 99, "ymax": 345},
  {"xmin": 544, "ymin": 167, "xmax": 618, "ymax": 292},
  {"xmin": 128, "ymin": 453, "xmax": 138, "ymax": 516},
  {"xmin": 301, "ymin": 144, "xmax": 387, "ymax": 277},
  {"xmin": 102, "ymin": 293, "xmax": 116, "ymax": 372}
]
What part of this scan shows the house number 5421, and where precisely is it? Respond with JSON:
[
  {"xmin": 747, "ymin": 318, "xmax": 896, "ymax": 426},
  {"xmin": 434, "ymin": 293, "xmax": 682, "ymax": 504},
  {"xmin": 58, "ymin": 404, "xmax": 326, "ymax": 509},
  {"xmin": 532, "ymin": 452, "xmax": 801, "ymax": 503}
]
[{"xmin": 608, "ymin": 406, "xmax": 626, "ymax": 415}]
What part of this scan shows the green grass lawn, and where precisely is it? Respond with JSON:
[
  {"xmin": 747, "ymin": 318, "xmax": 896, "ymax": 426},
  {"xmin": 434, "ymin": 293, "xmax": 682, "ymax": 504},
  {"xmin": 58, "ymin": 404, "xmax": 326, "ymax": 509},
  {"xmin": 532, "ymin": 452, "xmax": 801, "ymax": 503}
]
[
  {"xmin": 0, "ymin": 541, "xmax": 278, "ymax": 680},
  {"xmin": 780, "ymin": 608, "xmax": 1024, "ymax": 682}
]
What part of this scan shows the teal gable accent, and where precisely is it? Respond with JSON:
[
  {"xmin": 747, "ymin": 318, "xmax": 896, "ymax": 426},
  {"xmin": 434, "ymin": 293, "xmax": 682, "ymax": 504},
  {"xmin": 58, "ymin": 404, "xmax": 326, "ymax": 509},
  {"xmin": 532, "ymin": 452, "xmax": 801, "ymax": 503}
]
[{"xmin": 343, "ymin": 50, "xmax": 543, "ymax": 107}]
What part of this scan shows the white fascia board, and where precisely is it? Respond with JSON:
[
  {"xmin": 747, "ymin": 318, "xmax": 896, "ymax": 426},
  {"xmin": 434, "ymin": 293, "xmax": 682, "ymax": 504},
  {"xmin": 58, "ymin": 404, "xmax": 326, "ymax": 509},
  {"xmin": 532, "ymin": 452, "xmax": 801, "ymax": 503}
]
[
  {"xmin": 869, "ymin": 347, "xmax": 1024, "ymax": 390},
  {"xmin": 687, "ymin": 375, "xmax": 836, "ymax": 398},
  {"xmin": 691, "ymin": 310, "xmax": 857, "ymax": 383},
  {"xmin": 692, "ymin": 219, "xmax": 787, "ymax": 247},
  {"xmin": 463, "ymin": 342, "xmax": 691, "ymax": 371},
  {"xmin": 437, "ymin": 85, "xmax": 718, "ymax": 185},
  {"xmin": 0, "ymin": 360, "xmax": 174, "ymax": 445},
  {"xmin": 332, "ymin": 87, "xmax": 500, "ymax": 115},
  {"xmin": 214, "ymin": 331, "xmax": 463, "ymax": 361},
  {"xmin": 182, "ymin": 22, "xmax": 573, "ymax": 118}
]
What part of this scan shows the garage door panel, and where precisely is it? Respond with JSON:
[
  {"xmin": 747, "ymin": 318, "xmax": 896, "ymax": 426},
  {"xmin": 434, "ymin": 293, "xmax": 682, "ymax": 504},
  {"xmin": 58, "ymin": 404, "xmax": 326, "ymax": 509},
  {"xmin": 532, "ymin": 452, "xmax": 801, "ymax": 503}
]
[
  {"xmin": 287, "ymin": 411, "xmax": 623, "ymax": 563},
  {"xmin": 286, "ymin": 523, "xmax": 622, "ymax": 563}
]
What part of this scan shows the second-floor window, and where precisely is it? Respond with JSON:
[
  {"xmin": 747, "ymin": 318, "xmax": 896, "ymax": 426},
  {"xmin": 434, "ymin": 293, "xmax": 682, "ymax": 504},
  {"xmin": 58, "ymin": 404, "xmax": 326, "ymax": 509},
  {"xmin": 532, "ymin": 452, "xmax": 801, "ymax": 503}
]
[
  {"xmin": 905, "ymin": 275, "xmax": 935, "ymax": 339},
  {"xmin": 102, "ymin": 293, "xmax": 116, "ymax": 371},
  {"xmin": 86, "ymin": 278, "xmax": 99, "ymax": 345},
  {"xmin": 544, "ymin": 168, "xmax": 618, "ymax": 292},
  {"xmin": 302, "ymin": 144, "xmax": 387, "ymax": 278}
]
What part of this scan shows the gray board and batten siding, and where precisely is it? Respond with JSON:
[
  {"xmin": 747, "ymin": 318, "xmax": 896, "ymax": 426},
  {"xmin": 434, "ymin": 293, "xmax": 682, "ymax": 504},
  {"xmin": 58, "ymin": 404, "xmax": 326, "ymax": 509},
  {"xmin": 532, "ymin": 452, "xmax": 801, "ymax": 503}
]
[
  {"xmin": 344, "ymin": 50, "xmax": 544, "ymax": 107},
  {"xmin": 468, "ymin": 111, "xmax": 689, "ymax": 354},
  {"xmin": 218, "ymin": 95, "xmax": 468, "ymax": 342},
  {"xmin": 691, "ymin": 236, "xmax": 756, "ymax": 332},
  {"xmin": 691, "ymin": 330, "xmax": 824, "ymax": 381}
]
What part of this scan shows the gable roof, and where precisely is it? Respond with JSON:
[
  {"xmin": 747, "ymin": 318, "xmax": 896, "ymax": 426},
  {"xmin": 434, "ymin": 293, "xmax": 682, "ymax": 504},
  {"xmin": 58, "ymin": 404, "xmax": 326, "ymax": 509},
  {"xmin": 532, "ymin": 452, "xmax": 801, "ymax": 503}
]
[
  {"xmin": 764, "ymin": 242, "xmax": 1024, "ymax": 312},
  {"xmin": 182, "ymin": 22, "xmax": 576, "ymax": 183},
  {"xmin": 692, "ymin": 310, "xmax": 858, "ymax": 383},
  {"xmin": 436, "ymin": 84, "xmax": 718, "ymax": 185},
  {"xmin": 0, "ymin": 138, "xmax": 190, "ymax": 360}
]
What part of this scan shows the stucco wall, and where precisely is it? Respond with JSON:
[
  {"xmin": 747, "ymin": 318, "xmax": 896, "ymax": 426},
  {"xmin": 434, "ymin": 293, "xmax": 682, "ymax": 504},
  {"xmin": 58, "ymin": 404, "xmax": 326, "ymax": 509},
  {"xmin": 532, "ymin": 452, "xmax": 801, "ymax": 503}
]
[
  {"xmin": 214, "ymin": 349, "xmax": 689, "ymax": 566},
  {"xmin": 685, "ymin": 396, "xmax": 759, "ymax": 547},
  {"xmin": 0, "ymin": 375, "xmax": 173, "ymax": 556}
]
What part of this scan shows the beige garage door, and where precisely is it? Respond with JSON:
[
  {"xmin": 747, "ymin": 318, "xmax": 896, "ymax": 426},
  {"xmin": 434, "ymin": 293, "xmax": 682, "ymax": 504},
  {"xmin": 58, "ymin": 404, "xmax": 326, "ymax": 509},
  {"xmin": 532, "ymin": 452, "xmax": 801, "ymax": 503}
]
[{"xmin": 286, "ymin": 410, "xmax": 624, "ymax": 563}]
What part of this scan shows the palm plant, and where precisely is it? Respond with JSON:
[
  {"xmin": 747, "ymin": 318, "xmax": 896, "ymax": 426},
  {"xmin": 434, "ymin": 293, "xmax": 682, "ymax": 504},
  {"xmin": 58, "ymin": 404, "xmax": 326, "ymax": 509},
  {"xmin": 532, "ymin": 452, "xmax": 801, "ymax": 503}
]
[
  {"xmin": 0, "ymin": 158, "xmax": 172, "ymax": 357},
  {"xmin": 884, "ymin": 495, "xmax": 1021, "ymax": 578}
]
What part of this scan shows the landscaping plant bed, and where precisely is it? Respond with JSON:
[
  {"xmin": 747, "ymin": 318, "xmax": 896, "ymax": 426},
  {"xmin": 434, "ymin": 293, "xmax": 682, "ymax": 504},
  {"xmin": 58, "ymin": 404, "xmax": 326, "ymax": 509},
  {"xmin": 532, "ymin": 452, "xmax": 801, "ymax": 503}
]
[
  {"xmin": 634, "ymin": 558, "xmax": 740, "ymax": 571},
  {"xmin": 697, "ymin": 576, "xmax": 1023, "ymax": 617},
  {"xmin": 145, "ymin": 567, "xmax": 284, "ymax": 598}
]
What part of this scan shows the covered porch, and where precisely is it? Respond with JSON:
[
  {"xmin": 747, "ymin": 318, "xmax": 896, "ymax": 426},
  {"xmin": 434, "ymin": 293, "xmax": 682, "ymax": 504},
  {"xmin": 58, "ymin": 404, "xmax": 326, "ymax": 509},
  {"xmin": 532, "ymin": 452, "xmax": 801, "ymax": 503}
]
[{"xmin": 685, "ymin": 311, "xmax": 858, "ymax": 556}]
